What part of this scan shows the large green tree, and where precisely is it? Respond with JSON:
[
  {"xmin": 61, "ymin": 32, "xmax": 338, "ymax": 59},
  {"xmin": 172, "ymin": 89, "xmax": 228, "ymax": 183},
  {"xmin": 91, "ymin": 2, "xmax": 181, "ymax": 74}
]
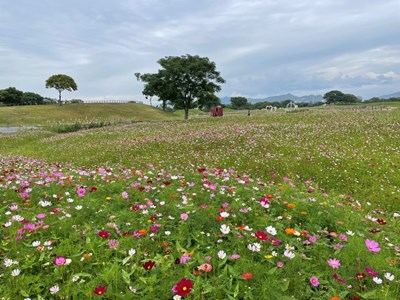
[
  {"xmin": 136, "ymin": 55, "xmax": 225, "ymax": 119},
  {"xmin": 324, "ymin": 90, "xmax": 359, "ymax": 104},
  {"xmin": 0, "ymin": 87, "xmax": 24, "ymax": 105},
  {"xmin": 45, "ymin": 74, "xmax": 78, "ymax": 105},
  {"xmin": 230, "ymin": 96, "xmax": 248, "ymax": 109}
]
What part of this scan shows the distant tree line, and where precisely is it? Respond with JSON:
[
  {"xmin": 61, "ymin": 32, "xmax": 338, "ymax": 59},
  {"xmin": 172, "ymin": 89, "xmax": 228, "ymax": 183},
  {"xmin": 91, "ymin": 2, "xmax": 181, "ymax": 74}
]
[
  {"xmin": 0, "ymin": 87, "xmax": 54, "ymax": 106},
  {"xmin": 363, "ymin": 96, "xmax": 400, "ymax": 103},
  {"xmin": 0, "ymin": 87, "xmax": 83, "ymax": 106},
  {"xmin": 225, "ymin": 96, "xmax": 324, "ymax": 110}
]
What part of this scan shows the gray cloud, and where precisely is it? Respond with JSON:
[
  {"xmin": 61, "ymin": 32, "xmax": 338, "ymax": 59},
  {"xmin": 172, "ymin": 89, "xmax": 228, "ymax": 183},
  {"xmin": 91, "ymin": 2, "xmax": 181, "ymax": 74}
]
[{"xmin": 0, "ymin": 0, "xmax": 399, "ymax": 102}]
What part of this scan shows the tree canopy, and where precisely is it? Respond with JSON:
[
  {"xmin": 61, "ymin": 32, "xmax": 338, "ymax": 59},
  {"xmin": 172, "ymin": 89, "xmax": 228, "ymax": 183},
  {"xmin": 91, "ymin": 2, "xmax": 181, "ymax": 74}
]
[
  {"xmin": 136, "ymin": 54, "xmax": 225, "ymax": 119},
  {"xmin": 45, "ymin": 74, "xmax": 78, "ymax": 105},
  {"xmin": 230, "ymin": 97, "xmax": 248, "ymax": 109},
  {"xmin": 323, "ymin": 90, "xmax": 358, "ymax": 104}
]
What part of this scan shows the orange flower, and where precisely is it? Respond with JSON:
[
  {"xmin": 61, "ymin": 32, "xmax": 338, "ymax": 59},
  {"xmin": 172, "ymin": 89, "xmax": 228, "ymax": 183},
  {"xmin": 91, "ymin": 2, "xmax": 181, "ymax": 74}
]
[
  {"xmin": 329, "ymin": 297, "xmax": 341, "ymax": 300},
  {"xmin": 161, "ymin": 241, "xmax": 169, "ymax": 247},
  {"xmin": 300, "ymin": 211, "xmax": 308, "ymax": 215},
  {"xmin": 138, "ymin": 229, "xmax": 147, "ymax": 235},
  {"xmin": 285, "ymin": 228, "xmax": 296, "ymax": 235},
  {"xmin": 287, "ymin": 203, "xmax": 296, "ymax": 208}
]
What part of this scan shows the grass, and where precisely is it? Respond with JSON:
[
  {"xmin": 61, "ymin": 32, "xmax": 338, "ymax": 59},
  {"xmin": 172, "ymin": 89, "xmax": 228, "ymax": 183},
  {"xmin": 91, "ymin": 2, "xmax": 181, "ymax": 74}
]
[
  {"xmin": 0, "ymin": 103, "xmax": 178, "ymax": 126},
  {"xmin": 1, "ymin": 106, "xmax": 400, "ymax": 299}
]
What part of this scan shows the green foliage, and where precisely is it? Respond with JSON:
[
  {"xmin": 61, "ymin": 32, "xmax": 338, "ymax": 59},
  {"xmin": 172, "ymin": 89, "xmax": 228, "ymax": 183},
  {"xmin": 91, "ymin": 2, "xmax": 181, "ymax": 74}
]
[
  {"xmin": 136, "ymin": 54, "xmax": 225, "ymax": 119},
  {"xmin": 45, "ymin": 74, "xmax": 78, "ymax": 105},
  {"xmin": 323, "ymin": 90, "xmax": 358, "ymax": 104},
  {"xmin": 0, "ymin": 87, "xmax": 24, "ymax": 105},
  {"xmin": 230, "ymin": 97, "xmax": 248, "ymax": 109}
]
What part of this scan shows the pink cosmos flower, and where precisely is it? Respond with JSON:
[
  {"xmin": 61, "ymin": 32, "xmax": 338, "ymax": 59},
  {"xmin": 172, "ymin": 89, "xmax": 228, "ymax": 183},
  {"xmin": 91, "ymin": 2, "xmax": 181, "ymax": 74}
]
[
  {"xmin": 180, "ymin": 213, "xmax": 189, "ymax": 221},
  {"xmin": 327, "ymin": 258, "xmax": 341, "ymax": 269},
  {"xmin": 310, "ymin": 276, "xmax": 319, "ymax": 287},
  {"xmin": 108, "ymin": 239, "xmax": 119, "ymax": 248},
  {"xmin": 365, "ymin": 239, "xmax": 380, "ymax": 253},
  {"xmin": 54, "ymin": 256, "xmax": 66, "ymax": 266},
  {"xmin": 77, "ymin": 187, "xmax": 86, "ymax": 197}
]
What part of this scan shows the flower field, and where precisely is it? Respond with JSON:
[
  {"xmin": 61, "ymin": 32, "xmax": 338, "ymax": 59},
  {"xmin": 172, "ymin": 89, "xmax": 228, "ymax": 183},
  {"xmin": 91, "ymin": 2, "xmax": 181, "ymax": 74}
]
[{"xmin": 1, "ymin": 109, "xmax": 400, "ymax": 299}]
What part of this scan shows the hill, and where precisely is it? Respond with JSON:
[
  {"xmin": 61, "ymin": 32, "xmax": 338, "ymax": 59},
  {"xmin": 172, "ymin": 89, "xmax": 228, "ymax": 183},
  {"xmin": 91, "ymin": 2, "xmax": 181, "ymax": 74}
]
[
  {"xmin": 0, "ymin": 103, "xmax": 178, "ymax": 126},
  {"xmin": 379, "ymin": 91, "xmax": 400, "ymax": 99}
]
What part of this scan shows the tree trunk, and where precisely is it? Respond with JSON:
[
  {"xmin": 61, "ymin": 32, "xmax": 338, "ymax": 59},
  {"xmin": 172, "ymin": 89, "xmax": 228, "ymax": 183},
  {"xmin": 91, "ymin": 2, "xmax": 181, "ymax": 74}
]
[
  {"xmin": 184, "ymin": 107, "xmax": 189, "ymax": 120},
  {"xmin": 58, "ymin": 90, "xmax": 62, "ymax": 106}
]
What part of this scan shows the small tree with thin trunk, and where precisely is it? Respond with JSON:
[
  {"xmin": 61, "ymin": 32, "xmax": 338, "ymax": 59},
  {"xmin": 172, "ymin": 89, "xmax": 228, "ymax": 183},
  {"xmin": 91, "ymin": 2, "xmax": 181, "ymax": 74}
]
[{"xmin": 45, "ymin": 74, "xmax": 78, "ymax": 105}]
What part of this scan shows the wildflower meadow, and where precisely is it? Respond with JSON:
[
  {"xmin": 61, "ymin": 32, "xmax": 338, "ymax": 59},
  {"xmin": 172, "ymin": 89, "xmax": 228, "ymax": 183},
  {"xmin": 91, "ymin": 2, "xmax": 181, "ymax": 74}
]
[{"xmin": 1, "ymin": 109, "xmax": 400, "ymax": 299}]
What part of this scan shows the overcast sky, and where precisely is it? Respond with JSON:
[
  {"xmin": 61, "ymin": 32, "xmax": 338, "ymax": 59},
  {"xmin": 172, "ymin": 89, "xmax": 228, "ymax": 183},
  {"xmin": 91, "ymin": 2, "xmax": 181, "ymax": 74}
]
[{"xmin": 1, "ymin": 0, "xmax": 399, "ymax": 103}]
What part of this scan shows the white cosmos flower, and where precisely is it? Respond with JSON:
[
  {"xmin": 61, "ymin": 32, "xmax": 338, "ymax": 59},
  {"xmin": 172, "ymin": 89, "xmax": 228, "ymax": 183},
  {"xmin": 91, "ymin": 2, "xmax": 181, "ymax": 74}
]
[
  {"xmin": 220, "ymin": 212, "xmax": 229, "ymax": 218},
  {"xmin": 4, "ymin": 259, "xmax": 14, "ymax": 268},
  {"xmin": 32, "ymin": 241, "xmax": 41, "ymax": 247},
  {"xmin": 220, "ymin": 224, "xmax": 230, "ymax": 234},
  {"xmin": 266, "ymin": 226, "xmax": 277, "ymax": 236},
  {"xmin": 373, "ymin": 277, "xmax": 382, "ymax": 284},
  {"xmin": 50, "ymin": 285, "xmax": 59, "ymax": 294},
  {"xmin": 284, "ymin": 250, "xmax": 295, "ymax": 259},
  {"xmin": 217, "ymin": 250, "xmax": 226, "ymax": 259},
  {"xmin": 11, "ymin": 269, "xmax": 21, "ymax": 276},
  {"xmin": 128, "ymin": 248, "xmax": 136, "ymax": 256},
  {"xmin": 384, "ymin": 272, "xmax": 395, "ymax": 281}
]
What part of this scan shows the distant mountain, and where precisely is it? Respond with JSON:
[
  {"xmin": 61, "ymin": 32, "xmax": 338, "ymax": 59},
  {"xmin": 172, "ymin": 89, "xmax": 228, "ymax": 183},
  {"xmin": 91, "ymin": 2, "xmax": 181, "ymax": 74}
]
[
  {"xmin": 220, "ymin": 93, "xmax": 323, "ymax": 104},
  {"xmin": 379, "ymin": 91, "xmax": 400, "ymax": 99}
]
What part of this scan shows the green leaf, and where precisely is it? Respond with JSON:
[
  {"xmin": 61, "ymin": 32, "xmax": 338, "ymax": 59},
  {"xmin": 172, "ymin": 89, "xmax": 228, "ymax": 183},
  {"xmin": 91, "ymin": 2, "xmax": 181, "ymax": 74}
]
[
  {"xmin": 267, "ymin": 267, "xmax": 277, "ymax": 275},
  {"xmin": 122, "ymin": 269, "xmax": 131, "ymax": 285},
  {"xmin": 280, "ymin": 280, "xmax": 290, "ymax": 292},
  {"xmin": 122, "ymin": 256, "xmax": 131, "ymax": 266},
  {"xmin": 233, "ymin": 283, "xmax": 240, "ymax": 297}
]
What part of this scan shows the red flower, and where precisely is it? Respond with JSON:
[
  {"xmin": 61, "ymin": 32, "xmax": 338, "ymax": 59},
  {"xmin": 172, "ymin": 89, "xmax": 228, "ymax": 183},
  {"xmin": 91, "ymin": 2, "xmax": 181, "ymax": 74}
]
[
  {"xmin": 241, "ymin": 273, "xmax": 253, "ymax": 280},
  {"xmin": 197, "ymin": 168, "xmax": 206, "ymax": 173},
  {"xmin": 175, "ymin": 278, "xmax": 193, "ymax": 297},
  {"xmin": 98, "ymin": 230, "xmax": 110, "ymax": 238},
  {"xmin": 89, "ymin": 186, "xmax": 97, "ymax": 192},
  {"xmin": 93, "ymin": 285, "xmax": 107, "ymax": 295},
  {"xmin": 356, "ymin": 273, "xmax": 366, "ymax": 279},
  {"xmin": 163, "ymin": 181, "xmax": 172, "ymax": 185},
  {"xmin": 143, "ymin": 260, "xmax": 156, "ymax": 271},
  {"xmin": 256, "ymin": 230, "xmax": 268, "ymax": 241},
  {"xmin": 377, "ymin": 219, "xmax": 386, "ymax": 225}
]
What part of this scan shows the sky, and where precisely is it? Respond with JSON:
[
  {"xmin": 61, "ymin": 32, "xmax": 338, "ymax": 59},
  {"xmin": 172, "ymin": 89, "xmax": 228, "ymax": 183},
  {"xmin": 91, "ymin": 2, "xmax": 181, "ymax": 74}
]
[{"xmin": 1, "ymin": 0, "xmax": 400, "ymax": 104}]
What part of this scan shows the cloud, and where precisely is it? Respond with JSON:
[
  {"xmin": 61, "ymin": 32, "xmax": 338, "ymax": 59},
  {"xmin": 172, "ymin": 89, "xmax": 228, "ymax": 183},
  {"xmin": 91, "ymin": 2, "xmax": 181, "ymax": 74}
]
[{"xmin": 1, "ymin": 0, "xmax": 400, "ymax": 101}]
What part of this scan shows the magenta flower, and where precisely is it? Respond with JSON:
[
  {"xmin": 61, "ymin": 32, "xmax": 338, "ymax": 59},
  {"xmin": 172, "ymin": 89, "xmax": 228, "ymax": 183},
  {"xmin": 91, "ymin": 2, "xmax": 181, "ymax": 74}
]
[
  {"xmin": 54, "ymin": 256, "xmax": 67, "ymax": 266},
  {"xmin": 77, "ymin": 187, "xmax": 86, "ymax": 197},
  {"xmin": 327, "ymin": 258, "xmax": 341, "ymax": 269},
  {"xmin": 365, "ymin": 239, "xmax": 380, "ymax": 253},
  {"xmin": 309, "ymin": 276, "xmax": 319, "ymax": 287},
  {"xmin": 365, "ymin": 267, "xmax": 379, "ymax": 277},
  {"xmin": 180, "ymin": 213, "xmax": 189, "ymax": 221}
]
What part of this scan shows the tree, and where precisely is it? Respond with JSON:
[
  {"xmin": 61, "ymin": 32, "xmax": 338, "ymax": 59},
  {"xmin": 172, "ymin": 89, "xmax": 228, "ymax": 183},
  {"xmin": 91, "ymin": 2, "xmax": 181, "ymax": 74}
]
[
  {"xmin": 45, "ymin": 74, "xmax": 78, "ymax": 105},
  {"xmin": 135, "ymin": 72, "xmax": 174, "ymax": 111},
  {"xmin": 136, "ymin": 54, "xmax": 225, "ymax": 119},
  {"xmin": 230, "ymin": 97, "xmax": 248, "ymax": 109},
  {"xmin": 21, "ymin": 92, "xmax": 44, "ymax": 105},
  {"xmin": 323, "ymin": 90, "xmax": 345, "ymax": 104},
  {"xmin": 0, "ymin": 87, "xmax": 24, "ymax": 105},
  {"xmin": 198, "ymin": 94, "xmax": 221, "ymax": 111}
]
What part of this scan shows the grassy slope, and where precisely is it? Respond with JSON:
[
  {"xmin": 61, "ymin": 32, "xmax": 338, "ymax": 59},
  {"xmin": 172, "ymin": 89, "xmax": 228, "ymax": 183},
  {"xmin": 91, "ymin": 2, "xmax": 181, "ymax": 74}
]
[{"xmin": 0, "ymin": 103, "xmax": 179, "ymax": 126}]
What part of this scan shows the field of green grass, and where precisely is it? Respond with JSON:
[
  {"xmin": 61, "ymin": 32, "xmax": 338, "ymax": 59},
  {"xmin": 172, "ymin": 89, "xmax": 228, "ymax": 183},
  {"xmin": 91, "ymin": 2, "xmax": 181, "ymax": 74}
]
[
  {"xmin": 1, "ymin": 105, "xmax": 400, "ymax": 299},
  {"xmin": 0, "ymin": 103, "xmax": 178, "ymax": 126}
]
